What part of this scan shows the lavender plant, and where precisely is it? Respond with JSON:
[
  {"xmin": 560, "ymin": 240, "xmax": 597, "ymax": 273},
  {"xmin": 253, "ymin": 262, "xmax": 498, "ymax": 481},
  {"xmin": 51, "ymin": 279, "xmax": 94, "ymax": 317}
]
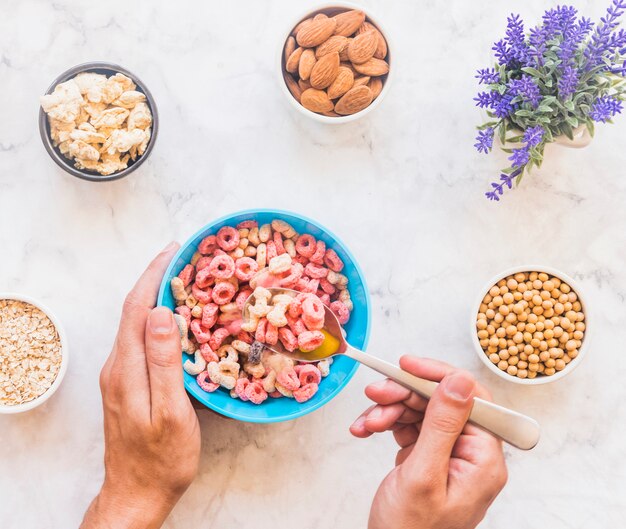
[{"xmin": 475, "ymin": 1, "xmax": 626, "ymax": 201}]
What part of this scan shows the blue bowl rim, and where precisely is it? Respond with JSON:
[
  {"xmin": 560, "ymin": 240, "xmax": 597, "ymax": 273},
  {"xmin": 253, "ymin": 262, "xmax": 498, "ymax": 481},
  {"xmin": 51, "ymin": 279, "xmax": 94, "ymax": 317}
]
[{"xmin": 157, "ymin": 208, "xmax": 372, "ymax": 423}]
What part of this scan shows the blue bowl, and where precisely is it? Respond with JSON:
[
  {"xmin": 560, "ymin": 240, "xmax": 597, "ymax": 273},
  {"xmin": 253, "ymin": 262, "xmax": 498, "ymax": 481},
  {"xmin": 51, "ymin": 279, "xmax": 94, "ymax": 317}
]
[{"xmin": 157, "ymin": 209, "xmax": 371, "ymax": 423}]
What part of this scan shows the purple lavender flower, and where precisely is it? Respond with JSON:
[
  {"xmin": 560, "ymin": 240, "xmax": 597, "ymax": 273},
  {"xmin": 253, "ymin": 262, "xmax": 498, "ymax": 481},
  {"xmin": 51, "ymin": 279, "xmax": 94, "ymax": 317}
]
[
  {"xmin": 474, "ymin": 128, "xmax": 495, "ymax": 154},
  {"xmin": 475, "ymin": 68, "xmax": 500, "ymax": 85},
  {"xmin": 590, "ymin": 95, "xmax": 624, "ymax": 122},
  {"xmin": 492, "ymin": 39, "xmax": 512, "ymax": 65},
  {"xmin": 474, "ymin": 91, "xmax": 495, "ymax": 108},
  {"xmin": 509, "ymin": 147, "xmax": 530, "ymax": 168},
  {"xmin": 485, "ymin": 170, "xmax": 520, "ymax": 201},
  {"xmin": 506, "ymin": 14, "xmax": 529, "ymax": 63},
  {"xmin": 523, "ymin": 126, "xmax": 545, "ymax": 147},
  {"xmin": 509, "ymin": 75, "xmax": 542, "ymax": 107},
  {"xmin": 558, "ymin": 65, "xmax": 579, "ymax": 99},
  {"xmin": 585, "ymin": 0, "xmax": 626, "ymax": 68},
  {"xmin": 493, "ymin": 92, "xmax": 516, "ymax": 118}
]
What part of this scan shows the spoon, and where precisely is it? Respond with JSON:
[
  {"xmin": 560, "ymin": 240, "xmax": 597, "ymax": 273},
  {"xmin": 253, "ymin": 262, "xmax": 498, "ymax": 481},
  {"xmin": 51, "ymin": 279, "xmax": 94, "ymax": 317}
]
[{"xmin": 244, "ymin": 288, "xmax": 540, "ymax": 450}]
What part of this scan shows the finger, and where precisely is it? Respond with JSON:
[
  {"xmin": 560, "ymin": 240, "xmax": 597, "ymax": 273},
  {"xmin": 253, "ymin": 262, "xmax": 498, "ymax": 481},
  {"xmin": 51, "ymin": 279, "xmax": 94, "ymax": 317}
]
[
  {"xmin": 116, "ymin": 242, "xmax": 180, "ymax": 367},
  {"xmin": 145, "ymin": 307, "xmax": 187, "ymax": 418},
  {"xmin": 365, "ymin": 403, "xmax": 418, "ymax": 433},
  {"xmin": 349, "ymin": 405, "xmax": 377, "ymax": 438},
  {"xmin": 396, "ymin": 444, "xmax": 415, "ymax": 466},
  {"xmin": 393, "ymin": 424, "xmax": 419, "ymax": 448},
  {"xmin": 365, "ymin": 379, "xmax": 428, "ymax": 412},
  {"xmin": 405, "ymin": 371, "xmax": 477, "ymax": 485}
]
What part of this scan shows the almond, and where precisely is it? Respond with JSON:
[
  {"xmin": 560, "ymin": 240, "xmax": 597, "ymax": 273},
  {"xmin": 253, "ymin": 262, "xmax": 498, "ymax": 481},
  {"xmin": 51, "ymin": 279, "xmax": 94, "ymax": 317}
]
[
  {"xmin": 334, "ymin": 85, "xmax": 373, "ymax": 115},
  {"xmin": 292, "ymin": 17, "xmax": 312, "ymax": 37},
  {"xmin": 298, "ymin": 79, "xmax": 312, "ymax": 92},
  {"xmin": 339, "ymin": 38, "xmax": 352, "ymax": 60},
  {"xmin": 322, "ymin": 110, "xmax": 341, "ymax": 117},
  {"xmin": 340, "ymin": 61, "xmax": 359, "ymax": 75},
  {"xmin": 332, "ymin": 9, "xmax": 366, "ymax": 37},
  {"xmin": 352, "ymin": 57, "xmax": 389, "ymax": 76},
  {"xmin": 310, "ymin": 51, "xmax": 340, "ymax": 89},
  {"xmin": 301, "ymin": 88, "xmax": 334, "ymax": 113},
  {"xmin": 286, "ymin": 47, "xmax": 304, "ymax": 73},
  {"xmin": 369, "ymin": 77, "xmax": 383, "ymax": 98},
  {"xmin": 284, "ymin": 73, "xmax": 302, "ymax": 102},
  {"xmin": 284, "ymin": 36, "xmax": 296, "ymax": 63},
  {"xmin": 315, "ymin": 35, "xmax": 349, "ymax": 58},
  {"xmin": 353, "ymin": 76, "xmax": 370, "ymax": 87},
  {"xmin": 296, "ymin": 17, "xmax": 337, "ymax": 47},
  {"xmin": 348, "ymin": 30, "xmax": 378, "ymax": 64},
  {"xmin": 357, "ymin": 22, "xmax": 388, "ymax": 59},
  {"xmin": 327, "ymin": 67, "xmax": 354, "ymax": 99},
  {"xmin": 313, "ymin": 13, "xmax": 328, "ymax": 20},
  {"xmin": 299, "ymin": 49, "xmax": 317, "ymax": 81}
]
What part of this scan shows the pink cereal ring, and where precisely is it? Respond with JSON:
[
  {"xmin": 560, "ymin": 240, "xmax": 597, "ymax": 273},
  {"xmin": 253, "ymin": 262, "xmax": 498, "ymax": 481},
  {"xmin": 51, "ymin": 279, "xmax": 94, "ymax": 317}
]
[
  {"xmin": 208, "ymin": 254, "xmax": 235, "ymax": 279},
  {"xmin": 192, "ymin": 284, "xmax": 212, "ymax": 304},
  {"xmin": 190, "ymin": 319, "xmax": 211, "ymax": 344},
  {"xmin": 197, "ymin": 371, "xmax": 220, "ymax": 392},
  {"xmin": 216, "ymin": 226, "xmax": 240, "ymax": 251},
  {"xmin": 320, "ymin": 278, "xmax": 336, "ymax": 295},
  {"xmin": 200, "ymin": 343, "xmax": 219, "ymax": 363},
  {"xmin": 298, "ymin": 330, "xmax": 325, "ymax": 352},
  {"xmin": 269, "ymin": 390, "xmax": 283, "ymax": 398},
  {"xmin": 266, "ymin": 240, "xmax": 278, "ymax": 262},
  {"xmin": 295, "ymin": 234, "xmax": 316, "ymax": 258},
  {"xmin": 310, "ymin": 240, "xmax": 326, "ymax": 264},
  {"xmin": 175, "ymin": 306, "xmax": 191, "ymax": 328},
  {"xmin": 255, "ymin": 318, "xmax": 268, "ymax": 343},
  {"xmin": 273, "ymin": 231, "xmax": 286, "ymax": 255},
  {"xmin": 209, "ymin": 327, "xmax": 230, "ymax": 350},
  {"xmin": 178, "ymin": 264, "xmax": 195, "ymax": 287},
  {"xmin": 279, "ymin": 263, "xmax": 304, "ymax": 288},
  {"xmin": 330, "ymin": 300, "xmax": 350, "ymax": 325},
  {"xmin": 278, "ymin": 327, "xmax": 298, "ymax": 352},
  {"xmin": 235, "ymin": 377, "xmax": 251, "ymax": 401},
  {"xmin": 302, "ymin": 295, "xmax": 325, "ymax": 320},
  {"xmin": 195, "ymin": 267, "xmax": 214, "ymax": 289},
  {"xmin": 201, "ymin": 303, "xmax": 219, "ymax": 328},
  {"xmin": 294, "ymin": 254, "xmax": 309, "ymax": 267},
  {"xmin": 234, "ymin": 257, "xmax": 259, "ymax": 282},
  {"xmin": 288, "ymin": 297, "xmax": 302, "ymax": 318},
  {"xmin": 318, "ymin": 293, "xmax": 331, "ymax": 306},
  {"xmin": 236, "ymin": 330, "xmax": 253, "ymax": 344},
  {"xmin": 245, "ymin": 382, "xmax": 268, "ymax": 404},
  {"xmin": 324, "ymin": 249, "xmax": 345, "ymax": 272},
  {"xmin": 212, "ymin": 281, "xmax": 236, "ymax": 305},
  {"xmin": 286, "ymin": 314, "xmax": 306, "ymax": 336},
  {"xmin": 265, "ymin": 322, "xmax": 279, "ymax": 346},
  {"xmin": 293, "ymin": 382, "xmax": 319, "ymax": 403},
  {"xmin": 235, "ymin": 288, "xmax": 253, "ymax": 310},
  {"xmin": 237, "ymin": 220, "xmax": 258, "ymax": 229},
  {"xmin": 277, "ymin": 368, "xmax": 300, "ymax": 391},
  {"xmin": 196, "ymin": 256, "xmax": 213, "ymax": 271},
  {"xmin": 298, "ymin": 364, "xmax": 322, "ymax": 386},
  {"xmin": 304, "ymin": 262, "xmax": 328, "ymax": 279},
  {"xmin": 198, "ymin": 235, "xmax": 217, "ymax": 255}
]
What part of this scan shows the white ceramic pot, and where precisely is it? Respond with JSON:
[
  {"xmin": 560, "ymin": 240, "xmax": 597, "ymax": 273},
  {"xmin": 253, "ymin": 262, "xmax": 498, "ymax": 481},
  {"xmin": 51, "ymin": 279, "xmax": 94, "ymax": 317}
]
[{"xmin": 554, "ymin": 125, "xmax": 593, "ymax": 148}]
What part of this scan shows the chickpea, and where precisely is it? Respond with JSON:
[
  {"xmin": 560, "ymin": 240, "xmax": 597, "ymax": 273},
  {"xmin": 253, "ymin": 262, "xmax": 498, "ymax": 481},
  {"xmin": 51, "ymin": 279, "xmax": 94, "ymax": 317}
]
[
  {"xmin": 558, "ymin": 294, "xmax": 568, "ymax": 304},
  {"xmin": 513, "ymin": 332, "xmax": 524, "ymax": 344},
  {"xmin": 540, "ymin": 290, "xmax": 550, "ymax": 301},
  {"xmin": 529, "ymin": 272, "xmax": 538, "ymax": 281},
  {"xmin": 519, "ymin": 352, "xmax": 528, "ymax": 361},
  {"xmin": 489, "ymin": 336, "xmax": 499, "ymax": 347},
  {"xmin": 499, "ymin": 285, "xmax": 509, "ymax": 295},
  {"xmin": 535, "ymin": 320, "xmax": 545, "ymax": 331},
  {"xmin": 499, "ymin": 350, "xmax": 510, "ymax": 360},
  {"xmin": 560, "ymin": 283, "xmax": 571, "ymax": 294},
  {"xmin": 569, "ymin": 349, "xmax": 579, "ymax": 359},
  {"xmin": 499, "ymin": 305, "xmax": 510, "ymax": 316},
  {"xmin": 545, "ymin": 359, "xmax": 556, "ymax": 368},
  {"xmin": 523, "ymin": 344, "xmax": 534, "ymax": 355},
  {"xmin": 487, "ymin": 324, "xmax": 496, "ymax": 335},
  {"xmin": 505, "ymin": 313, "xmax": 517, "ymax": 323},
  {"xmin": 489, "ymin": 286, "xmax": 500, "ymax": 297},
  {"xmin": 543, "ymin": 308, "xmax": 555, "ymax": 318},
  {"xmin": 544, "ymin": 367, "xmax": 556, "ymax": 376},
  {"xmin": 539, "ymin": 350, "xmax": 550, "ymax": 362},
  {"xmin": 544, "ymin": 329, "xmax": 554, "ymax": 340},
  {"xmin": 508, "ymin": 355, "xmax": 519, "ymax": 366},
  {"xmin": 497, "ymin": 360, "xmax": 508, "ymax": 371},
  {"xmin": 543, "ymin": 280, "xmax": 555, "ymax": 291},
  {"xmin": 518, "ymin": 311, "xmax": 528, "ymax": 322},
  {"xmin": 522, "ymin": 290, "xmax": 533, "ymax": 302},
  {"xmin": 532, "ymin": 279, "xmax": 542, "ymax": 290},
  {"xmin": 528, "ymin": 353, "xmax": 540, "ymax": 364},
  {"xmin": 499, "ymin": 338, "xmax": 507, "ymax": 349},
  {"xmin": 568, "ymin": 292, "xmax": 577, "ymax": 303},
  {"xmin": 559, "ymin": 332, "xmax": 570, "ymax": 344},
  {"xmin": 572, "ymin": 301, "xmax": 582, "ymax": 311},
  {"xmin": 517, "ymin": 282, "xmax": 528, "ymax": 293},
  {"xmin": 506, "ymin": 365, "xmax": 518, "ymax": 376},
  {"xmin": 539, "ymin": 340, "xmax": 548, "ymax": 351},
  {"xmin": 526, "ymin": 370, "xmax": 536, "ymax": 379},
  {"xmin": 563, "ymin": 354, "xmax": 572, "ymax": 364},
  {"xmin": 564, "ymin": 302, "xmax": 573, "ymax": 312},
  {"xmin": 508, "ymin": 345, "xmax": 519, "ymax": 355},
  {"xmin": 547, "ymin": 338, "xmax": 558, "ymax": 348},
  {"xmin": 513, "ymin": 291, "xmax": 523, "ymax": 301},
  {"xmin": 531, "ymin": 338, "xmax": 541, "ymax": 348},
  {"xmin": 486, "ymin": 309, "xmax": 496, "ymax": 319},
  {"xmin": 553, "ymin": 326, "xmax": 564, "ymax": 338},
  {"xmin": 528, "ymin": 313, "xmax": 539, "ymax": 324},
  {"xmin": 565, "ymin": 310, "xmax": 577, "ymax": 322},
  {"xmin": 555, "ymin": 359, "xmax": 566, "ymax": 371},
  {"xmin": 575, "ymin": 322, "xmax": 586, "ymax": 331},
  {"xmin": 477, "ymin": 330, "xmax": 488, "ymax": 340},
  {"xmin": 495, "ymin": 327, "xmax": 506, "ymax": 338},
  {"xmin": 560, "ymin": 317, "xmax": 571, "ymax": 329},
  {"xmin": 489, "ymin": 353, "xmax": 500, "ymax": 364},
  {"xmin": 534, "ymin": 331, "xmax": 544, "ymax": 341},
  {"xmin": 477, "ymin": 319, "xmax": 488, "ymax": 330},
  {"xmin": 518, "ymin": 360, "xmax": 528, "ymax": 369},
  {"xmin": 538, "ymin": 272, "xmax": 549, "ymax": 282},
  {"xmin": 479, "ymin": 303, "xmax": 489, "ymax": 313},
  {"xmin": 480, "ymin": 339, "xmax": 489, "ymax": 348},
  {"xmin": 528, "ymin": 363, "xmax": 539, "ymax": 372},
  {"xmin": 494, "ymin": 313, "xmax": 505, "ymax": 324},
  {"xmin": 532, "ymin": 306, "xmax": 544, "ymax": 316},
  {"xmin": 517, "ymin": 369, "xmax": 528, "ymax": 379},
  {"xmin": 573, "ymin": 330, "xmax": 583, "ymax": 340}
]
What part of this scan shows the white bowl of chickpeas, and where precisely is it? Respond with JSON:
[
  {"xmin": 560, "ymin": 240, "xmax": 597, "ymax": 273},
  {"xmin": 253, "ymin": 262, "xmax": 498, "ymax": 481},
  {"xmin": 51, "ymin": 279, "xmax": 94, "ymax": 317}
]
[{"xmin": 472, "ymin": 267, "xmax": 589, "ymax": 385}]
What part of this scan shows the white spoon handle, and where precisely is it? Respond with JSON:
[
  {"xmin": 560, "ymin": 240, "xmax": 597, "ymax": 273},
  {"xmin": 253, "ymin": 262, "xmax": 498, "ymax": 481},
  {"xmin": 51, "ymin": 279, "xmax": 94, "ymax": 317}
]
[{"xmin": 344, "ymin": 347, "xmax": 540, "ymax": 450}]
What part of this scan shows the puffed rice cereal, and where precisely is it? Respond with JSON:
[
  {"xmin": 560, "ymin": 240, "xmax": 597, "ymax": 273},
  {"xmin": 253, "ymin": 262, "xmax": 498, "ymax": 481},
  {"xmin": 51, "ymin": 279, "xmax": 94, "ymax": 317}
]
[
  {"xmin": 171, "ymin": 219, "xmax": 353, "ymax": 405},
  {"xmin": 40, "ymin": 71, "xmax": 152, "ymax": 175},
  {"xmin": 0, "ymin": 299, "xmax": 62, "ymax": 406}
]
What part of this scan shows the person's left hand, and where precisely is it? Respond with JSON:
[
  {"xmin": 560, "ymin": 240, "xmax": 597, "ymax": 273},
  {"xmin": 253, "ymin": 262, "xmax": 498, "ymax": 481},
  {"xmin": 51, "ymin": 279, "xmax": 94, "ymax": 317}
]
[{"xmin": 81, "ymin": 242, "xmax": 201, "ymax": 529}]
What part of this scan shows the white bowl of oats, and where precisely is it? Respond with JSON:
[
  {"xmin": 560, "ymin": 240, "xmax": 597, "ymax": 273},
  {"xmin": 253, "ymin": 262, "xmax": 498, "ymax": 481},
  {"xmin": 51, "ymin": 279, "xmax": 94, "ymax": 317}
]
[{"xmin": 0, "ymin": 294, "xmax": 68, "ymax": 413}]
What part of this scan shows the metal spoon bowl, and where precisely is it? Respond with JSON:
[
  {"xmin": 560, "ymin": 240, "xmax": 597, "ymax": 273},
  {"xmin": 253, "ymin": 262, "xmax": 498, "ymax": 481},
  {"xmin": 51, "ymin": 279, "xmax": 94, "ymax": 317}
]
[{"xmin": 244, "ymin": 288, "xmax": 540, "ymax": 450}]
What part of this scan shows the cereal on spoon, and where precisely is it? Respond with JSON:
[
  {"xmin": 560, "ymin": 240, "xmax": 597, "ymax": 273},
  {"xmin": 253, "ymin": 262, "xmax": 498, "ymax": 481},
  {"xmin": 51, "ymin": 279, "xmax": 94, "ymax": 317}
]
[
  {"xmin": 40, "ymin": 72, "xmax": 152, "ymax": 176},
  {"xmin": 170, "ymin": 219, "xmax": 353, "ymax": 405}
]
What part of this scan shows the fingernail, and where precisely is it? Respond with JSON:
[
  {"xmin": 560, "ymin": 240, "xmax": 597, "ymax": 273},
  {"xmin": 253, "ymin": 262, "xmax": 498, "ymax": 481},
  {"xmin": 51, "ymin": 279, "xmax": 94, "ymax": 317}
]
[
  {"xmin": 149, "ymin": 307, "xmax": 174, "ymax": 334},
  {"xmin": 162, "ymin": 241, "xmax": 178, "ymax": 252},
  {"xmin": 443, "ymin": 373, "xmax": 475, "ymax": 401},
  {"xmin": 370, "ymin": 380, "xmax": 388, "ymax": 391},
  {"xmin": 352, "ymin": 416, "xmax": 366, "ymax": 430},
  {"xmin": 367, "ymin": 406, "xmax": 383, "ymax": 420}
]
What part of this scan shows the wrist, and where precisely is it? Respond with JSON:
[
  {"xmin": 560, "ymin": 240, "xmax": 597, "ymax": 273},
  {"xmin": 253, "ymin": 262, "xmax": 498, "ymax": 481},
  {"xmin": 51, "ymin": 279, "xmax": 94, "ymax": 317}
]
[{"xmin": 81, "ymin": 481, "xmax": 179, "ymax": 529}]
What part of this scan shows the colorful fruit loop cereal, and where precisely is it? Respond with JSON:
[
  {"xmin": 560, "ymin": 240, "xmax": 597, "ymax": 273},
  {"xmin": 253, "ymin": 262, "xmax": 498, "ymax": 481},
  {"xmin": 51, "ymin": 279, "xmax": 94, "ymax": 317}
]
[{"xmin": 171, "ymin": 219, "xmax": 352, "ymax": 405}]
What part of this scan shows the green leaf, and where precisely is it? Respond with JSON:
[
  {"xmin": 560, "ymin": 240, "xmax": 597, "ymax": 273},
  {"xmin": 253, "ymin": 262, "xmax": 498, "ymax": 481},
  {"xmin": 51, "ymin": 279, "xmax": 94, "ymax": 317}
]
[
  {"xmin": 498, "ymin": 120, "xmax": 507, "ymax": 144},
  {"xmin": 565, "ymin": 100, "xmax": 575, "ymax": 112},
  {"xmin": 515, "ymin": 167, "xmax": 526, "ymax": 185},
  {"xmin": 586, "ymin": 118, "xmax": 595, "ymax": 137},
  {"xmin": 522, "ymin": 67, "xmax": 545, "ymax": 79},
  {"xmin": 538, "ymin": 104, "xmax": 553, "ymax": 113},
  {"xmin": 561, "ymin": 122, "xmax": 574, "ymax": 140},
  {"xmin": 566, "ymin": 116, "xmax": 579, "ymax": 128},
  {"xmin": 477, "ymin": 121, "xmax": 498, "ymax": 130},
  {"xmin": 515, "ymin": 109, "xmax": 534, "ymax": 117}
]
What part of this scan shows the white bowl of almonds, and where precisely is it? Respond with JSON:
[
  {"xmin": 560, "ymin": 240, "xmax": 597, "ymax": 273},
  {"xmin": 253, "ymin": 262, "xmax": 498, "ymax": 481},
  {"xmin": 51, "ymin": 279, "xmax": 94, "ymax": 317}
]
[
  {"xmin": 39, "ymin": 62, "xmax": 157, "ymax": 181},
  {"xmin": 0, "ymin": 294, "xmax": 68, "ymax": 413},
  {"xmin": 472, "ymin": 267, "xmax": 590, "ymax": 385},
  {"xmin": 280, "ymin": 3, "xmax": 392, "ymax": 123}
]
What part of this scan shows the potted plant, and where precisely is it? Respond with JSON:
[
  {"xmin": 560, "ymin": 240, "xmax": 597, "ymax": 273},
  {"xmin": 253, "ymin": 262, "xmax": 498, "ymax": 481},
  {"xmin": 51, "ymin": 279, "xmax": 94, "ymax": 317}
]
[{"xmin": 474, "ymin": 1, "xmax": 626, "ymax": 200}]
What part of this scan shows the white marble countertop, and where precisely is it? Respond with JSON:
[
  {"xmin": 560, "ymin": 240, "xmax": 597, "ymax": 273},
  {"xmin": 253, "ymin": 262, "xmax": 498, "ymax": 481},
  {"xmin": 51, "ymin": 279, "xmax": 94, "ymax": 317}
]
[{"xmin": 1, "ymin": 0, "xmax": 626, "ymax": 527}]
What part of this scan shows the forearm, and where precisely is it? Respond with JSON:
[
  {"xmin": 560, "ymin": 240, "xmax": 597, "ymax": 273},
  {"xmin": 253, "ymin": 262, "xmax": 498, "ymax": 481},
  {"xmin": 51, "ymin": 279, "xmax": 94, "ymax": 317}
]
[{"xmin": 80, "ymin": 483, "xmax": 176, "ymax": 529}]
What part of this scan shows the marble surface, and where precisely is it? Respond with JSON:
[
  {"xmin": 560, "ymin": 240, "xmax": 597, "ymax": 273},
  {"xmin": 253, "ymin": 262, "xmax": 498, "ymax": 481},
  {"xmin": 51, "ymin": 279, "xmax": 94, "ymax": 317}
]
[{"xmin": 1, "ymin": 0, "xmax": 626, "ymax": 527}]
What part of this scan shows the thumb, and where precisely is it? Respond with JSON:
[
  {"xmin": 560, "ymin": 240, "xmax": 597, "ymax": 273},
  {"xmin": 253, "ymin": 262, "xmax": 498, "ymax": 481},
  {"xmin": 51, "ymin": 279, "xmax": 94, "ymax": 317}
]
[
  {"xmin": 405, "ymin": 371, "xmax": 476, "ymax": 483},
  {"xmin": 145, "ymin": 307, "xmax": 186, "ymax": 408}
]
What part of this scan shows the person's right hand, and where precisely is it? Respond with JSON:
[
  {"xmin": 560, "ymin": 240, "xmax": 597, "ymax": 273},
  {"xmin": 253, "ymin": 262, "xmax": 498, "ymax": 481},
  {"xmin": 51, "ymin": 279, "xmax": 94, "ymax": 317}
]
[{"xmin": 350, "ymin": 356, "xmax": 508, "ymax": 529}]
